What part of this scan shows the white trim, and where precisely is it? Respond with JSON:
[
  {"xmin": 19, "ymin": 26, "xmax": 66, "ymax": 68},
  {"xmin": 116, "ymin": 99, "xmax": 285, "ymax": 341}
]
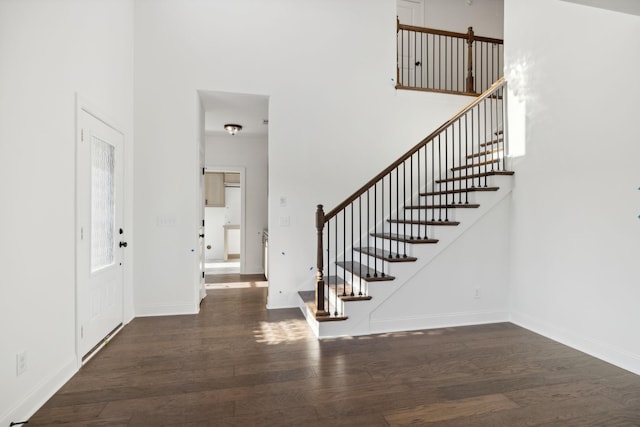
[
  {"xmin": 74, "ymin": 94, "xmax": 127, "ymax": 369},
  {"xmin": 369, "ymin": 310, "xmax": 510, "ymax": 336},
  {"xmin": 511, "ymin": 311, "xmax": 640, "ymax": 376},
  {"xmin": 135, "ymin": 302, "xmax": 200, "ymax": 317},
  {"xmin": 0, "ymin": 357, "xmax": 77, "ymax": 427}
]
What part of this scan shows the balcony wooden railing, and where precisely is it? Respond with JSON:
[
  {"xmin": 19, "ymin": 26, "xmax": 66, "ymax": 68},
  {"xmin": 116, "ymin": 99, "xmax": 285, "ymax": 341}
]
[
  {"xmin": 397, "ymin": 21, "xmax": 503, "ymax": 95},
  {"xmin": 314, "ymin": 78, "xmax": 508, "ymax": 319}
]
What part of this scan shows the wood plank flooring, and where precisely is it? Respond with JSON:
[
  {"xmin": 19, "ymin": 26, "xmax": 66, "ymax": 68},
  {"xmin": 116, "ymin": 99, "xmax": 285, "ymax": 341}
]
[{"xmin": 28, "ymin": 285, "xmax": 640, "ymax": 426}]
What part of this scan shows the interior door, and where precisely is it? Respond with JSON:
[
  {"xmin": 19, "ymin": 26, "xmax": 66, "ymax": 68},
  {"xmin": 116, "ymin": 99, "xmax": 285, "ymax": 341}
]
[
  {"xmin": 397, "ymin": 0, "xmax": 425, "ymax": 86},
  {"xmin": 77, "ymin": 109, "xmax": 125, "ymax": 359}
]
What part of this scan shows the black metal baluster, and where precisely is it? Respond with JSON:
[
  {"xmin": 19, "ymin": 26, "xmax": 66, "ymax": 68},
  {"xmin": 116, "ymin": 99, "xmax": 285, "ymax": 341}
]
[
  {"xmin": 480, "ymin": 102, "xmax": 486, "ymax": 186},
  {"xmin": 324, "ymin": 220, "xmax": 338, "ymax": 315},
  {"xmin": 358, "ymin": 196, "xmax": 363, "ymax": 295},
  {"xmin": 490, "ymin": 95, "xmax": 495, "ymax": 173},
  {"xmin": 437, "ymin": 35, "xmax": 441, "ymax": 90},
  {"xmin": 343, "ymin": 210, "xmax": 347, "ymax": 298},
  {"xmin": 403, "ymin": 161, "xmax": 407, "ymax": 257},
  {"xmin": 444, "ymin": 128, "xmax": 449, "ymax": 221},
  {"xmin": 389, "ymin": 172, "xmax": 393, "ymax": 260},
  {"xmin": 444, "ymin": 36, "xmax": 448, "ymax": 91},
  {"xmin": 437, "ymin": 134, "xmax": 442, "ymax": 221},
  {"xmin": 416, "ymin": 148, "xmax": 421, "ymax": 238},
  {"xmin": 396, "ymin": 167, "xmax": 400, "ymax": 258},
  {"xmin": 501, "ymin": 86, "xmax": 507, "ymax": 171},
  {"xmin": 381, "ymin": 177, "xmax": 385, "ymax": 277},
  {"xmin": 431, "ymin": 134, "xmax": 435, "ymax": 222},
  {"xmin": 374, "ymin": 181, "xmax": 378, "ymax": 278},
  {"xmin": 426, "ymin": 33, "xmax": 430, "ymax": 89},
  {"xmin": 410, "ymin": 155, "xmax": 414, "ymax": 240},
  {"xmin": 471, "ymin": 108, "xmax": 477, "ymax": 189},
  {"xmin": 367, "ymin": 189, "xmax": 371, "ymax": 278},
  {"xmin": 351, "ymin": 203, "xmax": 355, "ymax": 297},
  {"xmin": 413, "ymin": 30, "xmax": 416, "ymax": 87},
  {"xmin": 333, "ymin": 218, "xmax": 338, "ymax": 316},
  {"xmin": 457, "ymin": 119, "xmax": 462, "ymax": 203}
]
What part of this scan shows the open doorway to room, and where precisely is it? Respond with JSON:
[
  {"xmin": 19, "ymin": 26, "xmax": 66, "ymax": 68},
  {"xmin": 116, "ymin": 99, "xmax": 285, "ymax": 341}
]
[
  {"xmin": 199, "ymin": 91, "xmax": 269, "ymax": 289},
  {"xmin": 204, "ymin": 169, "xmax": 242, "ymax": 275}
]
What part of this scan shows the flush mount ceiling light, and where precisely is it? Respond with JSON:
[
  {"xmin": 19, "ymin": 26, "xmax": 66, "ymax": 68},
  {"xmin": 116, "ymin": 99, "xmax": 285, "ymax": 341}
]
[{"xmin": 224, "ymin": 124, "xmax": 242, "ymax": 135}]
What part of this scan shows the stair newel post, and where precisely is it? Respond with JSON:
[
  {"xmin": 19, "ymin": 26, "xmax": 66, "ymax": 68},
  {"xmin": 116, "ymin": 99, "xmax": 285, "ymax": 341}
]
[
  {"xmin": 315, "ymin": 205, "xmax": 329, "ymax": 318},
  {"xmin": 466, "ymin": 26, "xmax": 475, "ymax": 93}
]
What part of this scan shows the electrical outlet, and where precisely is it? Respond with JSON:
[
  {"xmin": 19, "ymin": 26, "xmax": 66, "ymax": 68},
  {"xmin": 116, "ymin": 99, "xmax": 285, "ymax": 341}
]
[
  {"xmin": 16, "ymin": 351, "xmax": 27, "ymax": 376},
  {"xmin": 474, "ymin": 288, "xmax": 481, "ymax": 299}
]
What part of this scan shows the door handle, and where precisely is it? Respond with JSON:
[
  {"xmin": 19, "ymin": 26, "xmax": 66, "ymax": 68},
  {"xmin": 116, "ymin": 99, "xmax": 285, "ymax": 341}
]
[
  {"xmin": 119, "ymin": 241, "xmax": 128, "ymax": 248},
  {"xmin": 199, "ymin": 234, "xmax": 205, "ymax": 238}
]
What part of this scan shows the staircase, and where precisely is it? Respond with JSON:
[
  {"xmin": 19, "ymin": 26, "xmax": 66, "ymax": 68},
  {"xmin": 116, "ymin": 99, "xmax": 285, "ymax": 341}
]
[{"xmin": 299, "ymin": 78, "xmax": 513, "ymax": 338}]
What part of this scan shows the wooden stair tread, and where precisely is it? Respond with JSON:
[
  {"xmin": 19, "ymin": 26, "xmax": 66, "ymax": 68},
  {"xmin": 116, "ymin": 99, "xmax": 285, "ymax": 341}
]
[
  {"xmin": 421, "ymin": 186, "xmax": 499, "ymax": 196},
  {"xmin": 336, "ymin": 261, "xmax": 395, "ymax": 281},
  {"xmin": 370, "ymin": 232, "xmax": 439, "ymax": 244},
  {"xmin": 388, "ymin": 219, "xmax": 460, "ymax": 226},
  {"xmin": 467, "ymin": 148, "xmax": 502, "ymax": 159},
  {"xmin": 451, "ymin": 159, "xmax": 500, "ymax": 171},
  {"xmin": 480, "ymin": 137, "xmax": 504, "ymax": 147},
  {"xmin": 354, "ymin": 247, "xmax": 417, "ymax": 262},
  {"xmin": 436, "ymin": 171, "xmax": 514, "ymax": 184},
  {"xmin": 404, "ymin": 203, "xmax": 480, "ymax": 209}
]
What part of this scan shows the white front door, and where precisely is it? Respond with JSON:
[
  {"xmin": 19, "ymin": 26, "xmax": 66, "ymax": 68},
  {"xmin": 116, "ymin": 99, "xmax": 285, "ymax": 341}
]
[{"xmin": 77, "ymin": 109, "xmax": 125, "ymax": 359}]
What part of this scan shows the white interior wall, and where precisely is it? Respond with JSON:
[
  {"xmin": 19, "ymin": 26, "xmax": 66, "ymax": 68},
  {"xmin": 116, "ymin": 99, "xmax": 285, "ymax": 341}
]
[
  {"xmin": 205, "ymin": 136, "xmax": 268, "ymax": 273},
  {"xmin": 505, "ymin": 0, "xmax": 640, "ymax": 374},
  {"xmin": 423, "ymin": 0, "xmax": 504, "ymax": 38},
  {"xmin": 371, "ymin": 196, "xmax": 511, "ymax": 332},
  {"xmin": 0, "ymin": 0, "xmax": 134, "ymax": 423},
  {"xmin": 133, "ymin": 0, "xmax": 484, "ymax": 313}
]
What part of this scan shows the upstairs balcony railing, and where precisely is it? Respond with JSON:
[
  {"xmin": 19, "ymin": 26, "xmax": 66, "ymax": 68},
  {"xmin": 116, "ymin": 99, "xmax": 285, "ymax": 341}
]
[{"xmin": 397, "ymin": 21, "xmax": 503, "ymax": 95}]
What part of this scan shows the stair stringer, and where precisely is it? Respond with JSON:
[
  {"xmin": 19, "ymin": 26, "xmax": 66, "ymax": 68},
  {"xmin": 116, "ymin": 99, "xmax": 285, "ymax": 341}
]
[{"xmin": 314, "ymin": 175, "xmax": 513, "ymax": 338}]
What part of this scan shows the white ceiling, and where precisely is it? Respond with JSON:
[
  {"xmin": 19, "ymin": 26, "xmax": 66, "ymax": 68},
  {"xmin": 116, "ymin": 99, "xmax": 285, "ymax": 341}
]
[
  {"xmin": 560, "ymin": 0, "xmax": 640, "ymax": 16},
  {"xmin": 200, "ymin": 91, "xmax": 269, "ymax": 138}
]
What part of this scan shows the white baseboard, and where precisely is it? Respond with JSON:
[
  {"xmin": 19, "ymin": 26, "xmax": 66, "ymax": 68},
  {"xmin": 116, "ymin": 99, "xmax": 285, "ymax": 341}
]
[
  {"xmin": 511, "ymin": 310, "xmax": 640, "ymax": 376},
  {"xmin": 369, "ymin": 310, "xmax": 510, "ymax": 335},
  {"xmin": 0, "ymin": 356, "xmax": 78, "ymax": 427},
  {"xmin": 135, "ymin": 302, "xmax": 199, "ymax": 317}
]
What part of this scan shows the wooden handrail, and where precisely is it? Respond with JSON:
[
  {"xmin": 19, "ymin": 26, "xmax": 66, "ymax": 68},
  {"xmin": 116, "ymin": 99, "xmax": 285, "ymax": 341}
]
[
  {"xmin": 323, "ymin": 77, "xmax": 506, "ymax": 222},
  {"xmin": 397, "ymin": 22, "xmax": 503, "ymax": 45}
]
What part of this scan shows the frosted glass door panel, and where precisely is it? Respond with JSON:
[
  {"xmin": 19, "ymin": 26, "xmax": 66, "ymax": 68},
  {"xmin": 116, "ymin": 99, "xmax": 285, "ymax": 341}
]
[{"xmin": 91, "ymin": 138, "xmax": 115, "ymax": 271}]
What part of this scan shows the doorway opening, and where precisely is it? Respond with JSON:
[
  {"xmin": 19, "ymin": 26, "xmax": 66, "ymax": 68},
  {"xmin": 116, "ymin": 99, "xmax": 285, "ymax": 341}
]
[
  {"xmin": 204, "ymin": 169, "xmax": 243, "ymax": 275},
  {"xmin": 198, "ymin": 91, "xmax": 269, "ymax": 288}
]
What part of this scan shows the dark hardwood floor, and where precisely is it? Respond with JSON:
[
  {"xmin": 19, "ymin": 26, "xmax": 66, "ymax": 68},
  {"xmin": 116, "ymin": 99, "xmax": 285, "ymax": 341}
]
[{"xmin": 29, "ymin": 284, "xmax": 640, "ymax": 426}]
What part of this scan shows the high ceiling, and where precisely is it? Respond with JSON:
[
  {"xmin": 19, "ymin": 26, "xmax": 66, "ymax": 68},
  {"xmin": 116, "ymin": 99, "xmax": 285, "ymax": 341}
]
[
  {"xmin": 200, "ymin": 91, "xmax": 269, "ymax": 138},
  {"xmin": 560, "ymin": 0, "xmax": 640, "ymax": 16}
]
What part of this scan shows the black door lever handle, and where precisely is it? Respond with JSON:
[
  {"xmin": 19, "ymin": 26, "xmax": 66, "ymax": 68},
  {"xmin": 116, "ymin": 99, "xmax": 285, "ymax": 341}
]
[{"xmin": 119, "ymin": 241, "xmax": 128, "ymax": 248}]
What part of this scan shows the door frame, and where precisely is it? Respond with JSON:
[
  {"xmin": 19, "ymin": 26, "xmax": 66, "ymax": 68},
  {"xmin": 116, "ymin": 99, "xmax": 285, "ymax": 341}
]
[
  {"xmin": 74, "ymin": 95, "xmax": 127, "ymax": 367},
  {"xmin": 203, "ymin": 166, "xmax": 246, "ymax": 274}
]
